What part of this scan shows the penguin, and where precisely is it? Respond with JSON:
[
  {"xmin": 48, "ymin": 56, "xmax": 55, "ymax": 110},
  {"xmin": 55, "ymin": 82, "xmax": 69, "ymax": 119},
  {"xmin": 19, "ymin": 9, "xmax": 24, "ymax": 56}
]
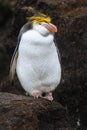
[{"xmin": 10, "ymin": 13, "xmax": 61, "ymax": 101}]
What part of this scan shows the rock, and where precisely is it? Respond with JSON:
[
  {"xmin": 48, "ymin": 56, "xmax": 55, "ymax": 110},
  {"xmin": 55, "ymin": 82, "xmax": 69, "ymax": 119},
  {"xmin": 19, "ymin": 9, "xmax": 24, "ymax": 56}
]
[
  {"xmin": 0, "ymin": 0, "xmax": 87, "ymax": 129},
  {"xmin": 0, "ymin": 1, "xmax": 13, "ymax": 26},
  {"xmin": 0, "ymin": 77, "xmax": 24, "ymax": 95},
  {"xmin": 0, "ymin": 92, "xmax": 72, "ymax": 130},
  {"xmin": 0, "ymin": 45, "xmax": 9, "ymax": 81},
  {"xmin": 54, "ymin": 7, "xmax": 87, "ymax": 128}
]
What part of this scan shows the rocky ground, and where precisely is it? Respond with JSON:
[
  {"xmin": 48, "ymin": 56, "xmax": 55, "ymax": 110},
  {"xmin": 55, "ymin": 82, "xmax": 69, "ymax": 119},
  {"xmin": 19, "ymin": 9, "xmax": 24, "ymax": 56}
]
[{"xmin": 0, "ymin": 0, "xmax": 87, "ymax": 130}]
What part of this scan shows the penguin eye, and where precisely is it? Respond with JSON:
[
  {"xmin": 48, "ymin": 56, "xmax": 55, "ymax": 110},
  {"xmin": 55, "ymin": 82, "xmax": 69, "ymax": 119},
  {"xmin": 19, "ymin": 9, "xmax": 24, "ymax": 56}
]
[{"xmin": 39, "ymin": 23, "xmax": 41, "ymax": 25}]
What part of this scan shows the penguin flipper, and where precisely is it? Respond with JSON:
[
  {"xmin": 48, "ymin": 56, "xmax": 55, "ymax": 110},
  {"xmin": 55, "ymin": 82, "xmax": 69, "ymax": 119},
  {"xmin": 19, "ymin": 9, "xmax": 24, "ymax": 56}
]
[
  {"xmin": 9, "ymin": 22, "xmax": 32, "ymax": 81},
  {"xmin": 9, "ymin": 46, "xmax": 18, "ymax": 81}
]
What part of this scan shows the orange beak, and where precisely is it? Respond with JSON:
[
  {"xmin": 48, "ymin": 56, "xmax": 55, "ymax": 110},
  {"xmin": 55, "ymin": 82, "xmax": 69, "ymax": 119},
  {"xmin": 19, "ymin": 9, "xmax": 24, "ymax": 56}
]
[{"xmin": 43, "ymin": 23, "xmax": 57, "ymax": 33}]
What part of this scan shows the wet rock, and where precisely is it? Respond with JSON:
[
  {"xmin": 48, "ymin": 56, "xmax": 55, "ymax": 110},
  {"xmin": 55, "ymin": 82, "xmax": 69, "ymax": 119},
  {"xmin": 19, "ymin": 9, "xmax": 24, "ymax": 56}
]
[{"xmin": 0, "ymin": 92, "xmax": 72, "ymax": 130}]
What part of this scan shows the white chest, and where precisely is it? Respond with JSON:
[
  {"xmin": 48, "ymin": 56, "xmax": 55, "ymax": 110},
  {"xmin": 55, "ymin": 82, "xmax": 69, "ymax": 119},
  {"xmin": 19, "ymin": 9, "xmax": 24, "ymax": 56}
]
[
  {"xmin": 16, "ymin": 30, "xmax": 61, "ymax": 93},
  {"xmin": 18, "ymin": 30, "xmax": 55, "ymax": 59}
]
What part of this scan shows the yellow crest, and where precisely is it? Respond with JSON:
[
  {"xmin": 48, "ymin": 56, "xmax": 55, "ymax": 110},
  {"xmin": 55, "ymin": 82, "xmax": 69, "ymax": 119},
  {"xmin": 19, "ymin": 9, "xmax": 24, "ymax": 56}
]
[{"xmin": 27, "ymin": 13, "xmax": 51, "ymax": 23}]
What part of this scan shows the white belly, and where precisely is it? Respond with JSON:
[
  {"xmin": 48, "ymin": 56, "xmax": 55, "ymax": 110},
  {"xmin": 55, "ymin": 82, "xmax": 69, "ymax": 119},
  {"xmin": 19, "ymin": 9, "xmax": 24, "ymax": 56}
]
[{"xmin": 16, "ymin": 30, "xmax": 61, "ymax": 95}]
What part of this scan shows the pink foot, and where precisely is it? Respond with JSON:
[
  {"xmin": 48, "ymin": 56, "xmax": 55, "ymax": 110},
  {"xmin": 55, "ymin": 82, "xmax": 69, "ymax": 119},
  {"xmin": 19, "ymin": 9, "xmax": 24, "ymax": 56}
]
[
  {"xmin": 32, "ymin": 92, "xmax": 42, "ymax": 98},
  {"xmin": 43, "ymin": 92, "xmax": 53, "ymax": 101}
]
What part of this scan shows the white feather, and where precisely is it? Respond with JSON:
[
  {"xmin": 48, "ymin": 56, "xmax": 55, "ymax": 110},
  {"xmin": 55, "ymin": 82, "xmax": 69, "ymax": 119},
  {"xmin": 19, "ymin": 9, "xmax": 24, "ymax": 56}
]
[
  {"xmin": 16, "ymin": 28, "xmax": 61, "ymax": 95},
  {"xmin": 10, "ymin": 50, "xmax": 18, "ymax": 81}
]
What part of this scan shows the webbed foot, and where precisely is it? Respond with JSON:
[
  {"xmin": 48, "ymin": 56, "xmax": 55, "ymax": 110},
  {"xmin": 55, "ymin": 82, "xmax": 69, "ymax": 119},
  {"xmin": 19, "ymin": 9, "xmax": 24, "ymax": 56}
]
[{"xmin": 43, "ymin": 92, "xmax": 53, "ymax": 101}]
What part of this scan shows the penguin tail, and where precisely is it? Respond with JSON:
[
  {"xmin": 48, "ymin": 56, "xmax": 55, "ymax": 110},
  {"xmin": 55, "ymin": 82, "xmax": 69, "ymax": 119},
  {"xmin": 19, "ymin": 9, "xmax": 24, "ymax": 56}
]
[{"xmin": 9, "ymin": 50, "xmax": 18, "ymax": 82}]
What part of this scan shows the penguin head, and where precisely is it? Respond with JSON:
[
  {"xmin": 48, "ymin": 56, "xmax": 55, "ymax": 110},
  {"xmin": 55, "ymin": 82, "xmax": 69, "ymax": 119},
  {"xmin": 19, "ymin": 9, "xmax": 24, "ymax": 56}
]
[{"xmin": 27, "ymin": 13, "xmax": 57, "ymax": 36}]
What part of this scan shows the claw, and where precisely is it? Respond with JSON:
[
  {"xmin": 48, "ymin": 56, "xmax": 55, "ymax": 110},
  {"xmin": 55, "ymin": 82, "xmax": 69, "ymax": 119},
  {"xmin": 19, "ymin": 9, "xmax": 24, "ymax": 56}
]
[{"xmin": 32, "ymin": 92, "xmax": 53, "ymax": 101}]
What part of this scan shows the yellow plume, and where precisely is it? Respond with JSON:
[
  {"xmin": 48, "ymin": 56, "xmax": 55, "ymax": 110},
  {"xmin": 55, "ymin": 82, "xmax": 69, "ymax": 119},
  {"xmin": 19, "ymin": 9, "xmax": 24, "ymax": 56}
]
[{"xmin": 27, "ymin": 13, "xmax": 51, "ymax": 23}]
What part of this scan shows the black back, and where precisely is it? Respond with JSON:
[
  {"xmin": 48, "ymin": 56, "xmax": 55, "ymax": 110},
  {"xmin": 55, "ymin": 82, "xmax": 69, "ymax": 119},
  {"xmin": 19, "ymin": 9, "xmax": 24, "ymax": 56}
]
[{"xmin": 17, "ymin": 22, "xmax": 32, "ymax": 46}]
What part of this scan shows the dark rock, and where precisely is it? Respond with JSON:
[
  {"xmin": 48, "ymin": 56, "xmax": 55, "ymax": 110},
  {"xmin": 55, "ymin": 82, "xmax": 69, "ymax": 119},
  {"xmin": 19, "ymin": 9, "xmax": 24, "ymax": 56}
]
[
  {"xmin": 0, "ymin": 77, "xmax": 24, "ymax": 95},
  {"xmin": 0, "ymin": 92, "xmax": 72, "ymax": 130},
  {"xmin": 54, "ymin": 7, "xmax": 87, "ymax": 128},
  {"xmin": 79, "ymin": 97, "xmax": 87, "ymax": 129},
  {"xmin": 0, "ymin": 0, "xmax": 13, "ymax": 26},
  {"xmin": 0, "ymin": 45, "xmax": 9, "ymax": 81}
]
